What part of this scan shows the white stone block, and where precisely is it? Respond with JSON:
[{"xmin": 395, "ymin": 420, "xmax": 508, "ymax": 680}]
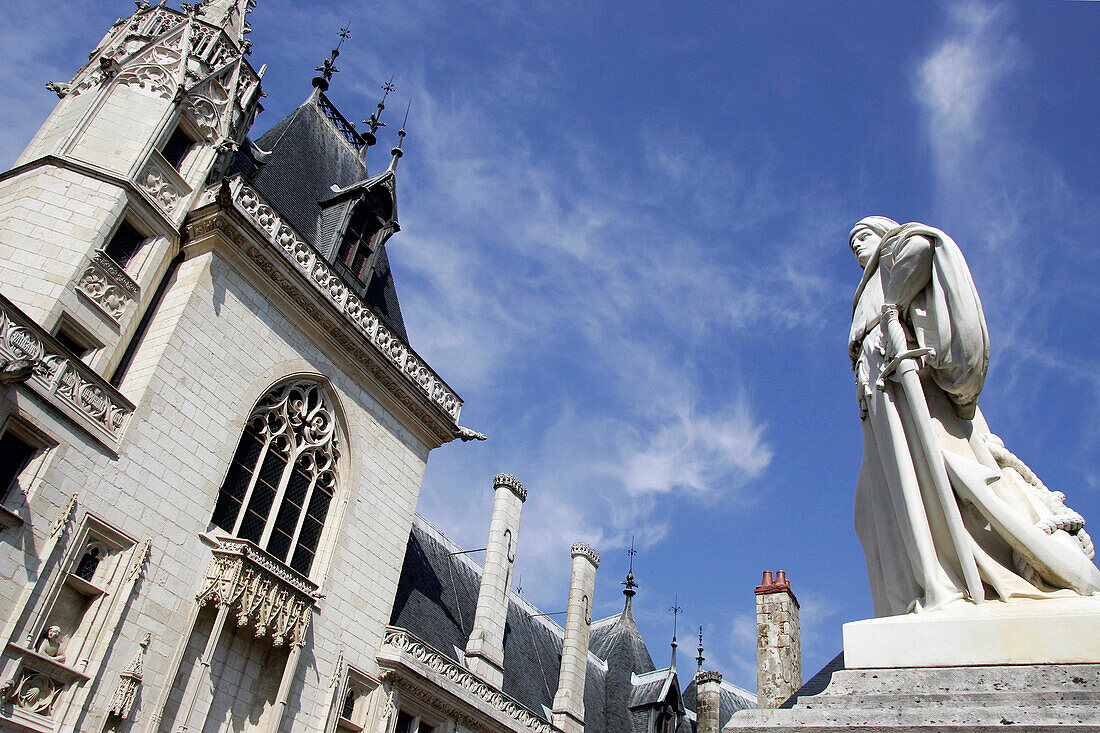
[{"xmin": 843, "ymin": 596, "xmax": 1100, "ymax": 668}]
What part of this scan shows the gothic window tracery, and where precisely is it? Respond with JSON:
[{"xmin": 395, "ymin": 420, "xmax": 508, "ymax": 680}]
[{"xmin": 211, "ymin": 380, "xmax": 341, "ymax": 576}]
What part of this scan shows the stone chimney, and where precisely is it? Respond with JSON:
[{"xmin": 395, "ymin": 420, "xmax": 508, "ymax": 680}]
[
  {"xmin": 552, "ymin": 543, "xmax": 600, "ymax": 733},
  {"xmin": 694, "ymin": 670, "xmax": 723, "ymax": 733},
  {"xmin": 464, "ymin": 474, "xmax": 527, "ymax": 688},
  {"xmin": 755, "ymin": 570, "xmax": 801, "ymax": 709}
]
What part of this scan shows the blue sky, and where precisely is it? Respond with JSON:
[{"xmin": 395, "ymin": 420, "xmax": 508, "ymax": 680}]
[{"xmin": 3, "ymin": 0, "xmax": 1099, "ymax": 691}]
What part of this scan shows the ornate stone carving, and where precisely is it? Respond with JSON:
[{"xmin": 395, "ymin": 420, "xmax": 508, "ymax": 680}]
[
  {"xmin": 493, "ymin": 474, "xmax": 527, "ymax": 502},
  {"xmin": 380, "ymin": 626, "xmax": 557, "ymax": 733},
  {"xmin": 36, "ymin": 626, "xmax": 66, "ymax": 663},
  {"xmin": 570, "ymin": 542, "xmax": 600, "ymax": 567},
  {"xmin": 107, "ymin": 633, "xmax": 150, "ymax": 719},
  {"xmin": 0, "ymin": 297, "xmax": 133, "ymax": 446},
  {"xmin": 75, "ymin": 250, "xmax": 140, "ymax": 322},
  {"xmin": 195, "ymin": 538, "xmax": 321, "ymax": 648},
  {"xmin": 11, "ymin": 670, "xmax": 62, "ymax": 718},
  {"xmin": 137, "ymin": 154, "xmax": 191, "ymax": 217},
  {"xmin": 229, "ymin": 181, "xmax": 462, "ymax": 422}
]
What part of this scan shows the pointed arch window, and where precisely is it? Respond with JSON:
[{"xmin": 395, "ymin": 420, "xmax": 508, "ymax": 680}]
[
  {"xmin": 335, "ymin": 202, "xmax": 381, "ymax": 283},
  {"xmin": 211, "ymin": 380, "xmax": 341, "ymax": 576}
]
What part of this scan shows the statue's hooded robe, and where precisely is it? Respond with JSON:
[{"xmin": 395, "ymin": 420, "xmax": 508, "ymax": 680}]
[{"xmin": 850, "ymin": 222, "xmax": 1100, "ymax": 617}]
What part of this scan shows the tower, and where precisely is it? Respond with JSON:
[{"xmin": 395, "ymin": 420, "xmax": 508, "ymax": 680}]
[
  {"xmin": 0, "ymin": 2, "xmax": 471, "ymax": 731},
  {"xmin": 0, "ymin": 0, "xmax": 262, "ymax": 382}
]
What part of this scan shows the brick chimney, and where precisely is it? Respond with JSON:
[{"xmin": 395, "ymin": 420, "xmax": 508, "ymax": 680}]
[
  {"xmin": 464, "ymin": 474, "xmax": 527, "ymax": 688},
  {"xmin": 694, "ymin": 670, "xmax": 723, "ymax": 733},
  {"xmin": 755, "ymin": 570, "xmax": 801, "ymax": 709},
  {"xmin": 552, "ymin": 542, "xmax": 600, "ymax": 733}
]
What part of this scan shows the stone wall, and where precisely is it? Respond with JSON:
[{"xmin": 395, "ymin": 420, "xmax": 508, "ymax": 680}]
[{"xmin": 755, "ymin": 571, "xmax": 801, "ymax": 710}]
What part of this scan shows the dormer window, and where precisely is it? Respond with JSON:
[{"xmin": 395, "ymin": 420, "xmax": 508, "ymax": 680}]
[{"xmin": 335, "ymin": 203, "xmax": 381, "ymax": 283}]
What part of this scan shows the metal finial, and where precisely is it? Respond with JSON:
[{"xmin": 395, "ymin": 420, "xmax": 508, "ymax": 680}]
[
  {"xmin": 669, "ymin": 596, "xmax": 682, "ymax": 667},
  {"xmin": 312, "ymin": 27, "xmax": 350, "ymax": 92},
  {"xmin": 696, "ymin": 625, "xmax": 705, "ymax": 672},
  {"xmin": 621, "ymin": 534, "xmax": 638, "ymax": 597},
  {"xmin": 363, "ymin": 75, "xmax": 395, "ymax": 148}
]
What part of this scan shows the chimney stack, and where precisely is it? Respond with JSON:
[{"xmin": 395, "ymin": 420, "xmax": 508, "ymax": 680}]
[
  {"xmin": 755, "ymin": 569, "xmax": 801, "ymax": 709},
  {"xmin": 694, "ymin": 670, "xmax": 723, "ymax": 733},
  {"xmin": 552, "ymin": 542, "xmax": 600, "ymax": 733},
  {"xmin": 465, "ymin": 474, "xmax": 527, "ymax": 688}
]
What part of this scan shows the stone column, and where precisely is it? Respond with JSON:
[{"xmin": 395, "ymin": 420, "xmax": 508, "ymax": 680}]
[
  {"xmin": 552, "ymin": 543, "xmax": 600, "ymax": 733},
  {"xmin": 694, "ymin": 670, "xmax": 722, "ymax": 733},
  {"xmin": 464, "ymin": 473, "xmax": 526, "ymax": 688},
  {"xmin": 755, "ymin": 570, "xmax": 801, "ymax": 709}
]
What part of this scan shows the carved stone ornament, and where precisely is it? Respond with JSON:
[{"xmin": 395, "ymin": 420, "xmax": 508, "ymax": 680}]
[
  {"xmin": 0, "ymin": 296, "xmax": 133, "ymax": 446},
  {"xmin": 195, "ymin": 538, "xmax": 321, "ymax": 648},
  {"xmin": 379, "ymin": 626, "xmax": 558, "ymax": 733},
  {"xmin": 493, "ymin": 474, "xmax": 527, "ymax": 502},
  {"xmin": 227, "ymin": 179, "xmax": 462, "ymax": 422},
  {"xmin": 107, "ymin": 633, "xmax": 150, "ymax": 719},
  {"xmin": 695, "ymin": 670, "xmax": 723, "ymax": 685},
  {"xmin": 570, "ymin": 542, "xmax": 600, "ymax": 568},
  {"xmin": 12, "ymin": 670, "xmax": 62, "ymax": 718},
  {"xmin": 76, "ymin": 250, "xmax": 140, "ymax": 322}
]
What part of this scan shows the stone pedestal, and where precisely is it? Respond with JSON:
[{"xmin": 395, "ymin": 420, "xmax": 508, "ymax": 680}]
[
  {"xmin": 723, "ymin": 654, "xmax": 1100, "ymax": 732},
  {"xmin": 843, "ymin": 597, "xmax": 1100, "ymax": 669}
]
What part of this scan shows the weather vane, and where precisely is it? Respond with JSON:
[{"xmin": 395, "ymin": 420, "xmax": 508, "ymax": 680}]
[
  {"xmin": 669, "ymin": 595, "xmax": 682, "ymax": 666},
  {"xmin": 622, "ymin": 534, "xmax": 638, "ymax": 595},
  {"xmin": 312, "ymin": 25, "xmax": 351, "ymax": 91}
]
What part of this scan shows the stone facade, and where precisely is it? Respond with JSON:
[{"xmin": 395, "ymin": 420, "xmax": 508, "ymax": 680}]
[{"xmin": 754, "ymin": 571, "xmax": 801, "ymax": 710}]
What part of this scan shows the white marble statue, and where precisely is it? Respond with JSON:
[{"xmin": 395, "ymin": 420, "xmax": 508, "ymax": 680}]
[{"xmin": 848, "ymin": 216, "xmax": 1100, "ymax": 617}]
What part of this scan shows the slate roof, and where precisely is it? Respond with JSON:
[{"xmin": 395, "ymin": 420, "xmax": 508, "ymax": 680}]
[
  {"xmin": 232, "ymin": 92, "xmax": 408, "ymax": 341},
  {"xmin": 390, "ymin": 516, "xmax": 726, "ymax": 733}
]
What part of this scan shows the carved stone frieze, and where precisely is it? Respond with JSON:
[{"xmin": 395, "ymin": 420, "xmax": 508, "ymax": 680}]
[
  {"xmin": 379, "ymin": 626, "xmax": 560, "ymax": 733},
  {"xmin": 229, "ymin": 180, "xmax": 462, "ymax": 422},
  {"xmin": 107, "ymin": 633, "xmax": 150, "ymax": 719},
  {"xmin": 195, "ymin": 538, "xmax": 320, "ymax": 648},
  {"xmin": 11, "ymin": 669, "xmax": 62, "ymax": 718},
  {"xmin": 75, "ymin": 250, "xmax": 140, "ymax": 322},
  {"xmin": 137, "ymin": 153, "xmax": 191, "ymax": 217},
  {"xmin": 0, "ymin": 297, "xmax": 133, "ymax": 446}
]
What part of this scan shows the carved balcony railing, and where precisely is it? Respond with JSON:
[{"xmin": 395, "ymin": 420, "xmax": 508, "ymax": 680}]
[
  {"xmin": 195, "ymin": 538, "xmax": 321, "ymax": 648},
  {"xmin": 0, "ymin": 295, "xmax": 133, "ymax": 448},
  {"xmin": 75, "ymin": 250, "xmax": 140, "ymax": 323},
  {"xmin": 225, "ymin": 177, "xmax": 462, "ymax": 423},
  {"xmin": 379, "ymin": 626, "xmax": 559, "ymax": 733}
]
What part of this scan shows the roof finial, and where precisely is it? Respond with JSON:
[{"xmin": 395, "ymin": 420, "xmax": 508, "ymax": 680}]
[
  {"xmin": 622, "ymin": 533, "xmax": 638, "ymax": 598},
  {"xmin": 312, "ymin": 26, "xmax": 351, "ymax": 92},
  {"xmin": 387, "ymin": 100, "xmax": 410, "ymax": 173},
  {"xmin": 363, "ymin": 75, "xmax": 395, "ymax": 148},
  {"xmin": 669, "ymin": 596, "xmax": 682, "ymax": 668},
  {"xmin": 696, "ymin": 625, "xmax": 705, "ymax": 672}
]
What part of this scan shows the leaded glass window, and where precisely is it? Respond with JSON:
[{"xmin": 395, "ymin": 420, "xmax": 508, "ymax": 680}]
[{"xmin": 211, "ymin": 380, "xmax": 340, "ymax": 576}]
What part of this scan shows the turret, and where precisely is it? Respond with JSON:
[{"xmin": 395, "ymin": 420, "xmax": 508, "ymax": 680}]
[{"xmin": 0, "ymin": 0, "xmax": 263, "ymax": 381}]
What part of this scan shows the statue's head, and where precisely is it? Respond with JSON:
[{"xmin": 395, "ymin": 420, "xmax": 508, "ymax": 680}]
[
  {"xmin": 849, "ymin": 216, "xmax": 898, "ymax": 268},
  {"xmin": 47, "ymin": 625, "xmax": 61, "ymax": 640}
]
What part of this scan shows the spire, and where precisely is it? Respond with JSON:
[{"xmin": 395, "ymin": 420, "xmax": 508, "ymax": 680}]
[
  {"xmin": 386, "ymin": 101, "xmax": 410, "ymax": 173},
  {"xmin": 312, "ymin": 26, "xmax": 351, "ymax": 93},
  {"xmin": 621, "ymin": 533, "xmax": 638, "ymax": 601},
  {"xmin": 696, "ymin": 625, "xmax": 705, "ymax": 672},
  {"xmin": 363, "ymin": 76, "xmax": 395, "ymax": 148},
  {"xmin": 669, "ymin": 596, "xmax": 682, "ymax": 668}
]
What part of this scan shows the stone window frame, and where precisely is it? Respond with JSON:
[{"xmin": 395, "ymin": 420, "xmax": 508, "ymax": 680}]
[
  {"xmin": 0, "ymin": 416, "xmax": 54, "ymax": 529},
  {"xmin": 332, "ymin": 665, "xmax": 378, "ymax": 732},
  {"xmin": 209, "ymin": 377, "xmax": 345, "ymax": 580},
  {"xmin": 155, "ymin": 111, "xmax": 206, "ymax": 184},
  {"xmin": 51, "ymin": 312, "xmax": 102, "ymax": 362},
  {"xmin": 393, "ymin": 699, "xmax": 444, "ymax": 733},
  {"xmin": 99, "ymin": 208, "xmax": 156, "ymax": 274}
]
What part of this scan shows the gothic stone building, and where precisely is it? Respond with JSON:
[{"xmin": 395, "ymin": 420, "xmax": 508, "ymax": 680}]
[{"xmin": 0, "ymin": 2, "xmax": 753, "ymax": 731}]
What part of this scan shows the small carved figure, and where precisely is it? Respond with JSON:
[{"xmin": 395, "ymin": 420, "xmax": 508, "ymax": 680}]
[{"xmin": 37, "ymin": 625, "xmax": 66, "ymax": 662}]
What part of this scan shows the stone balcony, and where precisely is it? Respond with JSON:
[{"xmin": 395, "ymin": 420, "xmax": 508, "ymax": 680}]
[
  {"xmin": 195, "ymin": 537, "xmax": 321, "ymax": 649},
  {"xmin": 0, "ymin": 294, "xmax": 134, "ymax": 450}
]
